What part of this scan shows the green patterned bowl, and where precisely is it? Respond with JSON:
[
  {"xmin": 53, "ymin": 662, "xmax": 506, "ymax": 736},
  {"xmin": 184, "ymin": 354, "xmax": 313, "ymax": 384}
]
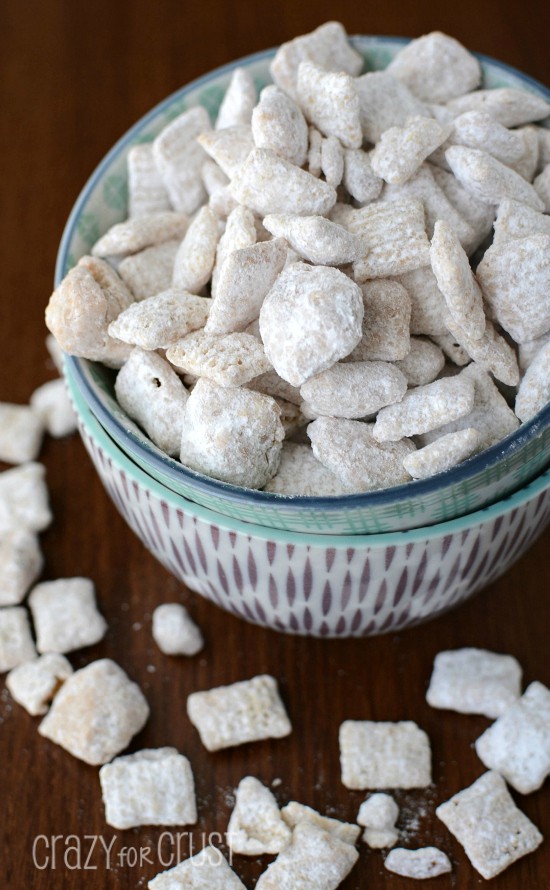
[{"xmin": 59, "ymin": 37, "xmax": 550, "ymax": 535}]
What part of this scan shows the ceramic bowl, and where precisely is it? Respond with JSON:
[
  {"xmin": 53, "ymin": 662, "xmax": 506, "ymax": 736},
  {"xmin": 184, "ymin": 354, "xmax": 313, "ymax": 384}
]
[
  {"xmin": 60, "ymin": 37, "xmax": 550, "ymax": 535},
  {"xmin": 65, "ymin": 359, "xmax": 550, "ymax": 638}
]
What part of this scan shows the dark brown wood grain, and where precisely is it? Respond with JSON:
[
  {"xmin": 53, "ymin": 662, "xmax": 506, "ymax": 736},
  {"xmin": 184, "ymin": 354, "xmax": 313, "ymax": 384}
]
[{"xmin": 1, "ymin": 1, "xmax": 550, "ymax": 887}]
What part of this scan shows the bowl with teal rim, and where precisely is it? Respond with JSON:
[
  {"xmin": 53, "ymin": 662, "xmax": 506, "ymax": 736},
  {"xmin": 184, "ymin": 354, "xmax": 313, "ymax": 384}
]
[
  {"xmin": 65, "ymin": 357, "xmax": 550, "ymax": 637},
  {"xmin": 59, "ymin": 36, "xmax": 550, "ymax": 536}
]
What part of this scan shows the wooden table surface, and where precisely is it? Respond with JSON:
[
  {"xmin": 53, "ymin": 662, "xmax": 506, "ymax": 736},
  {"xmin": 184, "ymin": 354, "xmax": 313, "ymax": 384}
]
[{"xmin": 1, "ymin": 1, "xmax": 550, "ymax": 887}]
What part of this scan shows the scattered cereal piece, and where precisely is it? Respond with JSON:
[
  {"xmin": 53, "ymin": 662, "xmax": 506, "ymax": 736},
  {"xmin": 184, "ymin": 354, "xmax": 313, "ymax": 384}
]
[
  {"xmin": 426, "ymin": 648, "xmax": 522, "ymax": 719},
  {"xmin": 516, "ymin": 340, "xmax": 550, "ymax": 421},
  {"xmin": 436, "ymin": 771, "xmax": 542, "ymax": 879},
  {"xmin": 28, "ymin": 577, "xmax": 107, "ymax": 654},
  {"xmin": 281, "ymin": 801, "xmax": 360, "ymax": 845},
  {"xmin": 109, "ymin": 290, "xmax": 211, "ymax": 350},
  {"xmin": 346, "ymin": 279, "xmax": 411, "ymax": 362},
  {"xmin": 118, "ymin": 240, "xmax": 180, "ymax": 301},
  {"xmin": 152, "ymin": 107, "xmax": 211, "ymax": 214},
  {"xmin": 404, "ymin": 428, "xmax": 480, "ymax": 479},
  {"xmin": 308, "ymin": 418, "xmax": 414, "ymax": 492},
  {"xmin": 0, "ymin": 607, "xmax": 36, "ymax": 673},
  {"xmin": 179, "ymin": 379, "xmax": 284, "ymax": 489},
  {"xmin": 167, "ymin": 330, "xmax": 271, "ymax": 387},
  {"xmin": 430, "ymin": 219, "xmax": 485, "ymax": 340},
  {"xmin": 371, "ymin": 117, "xmax": 452, "ymax": 185},
  {"xmin": 296, "ymin": 62, "xmax": 361, "ymax": 149},
  {"xmin": 475, "ymin": 681, "xmax": 550, "ymax": 794},
  {"xmin": 255, "ymin": 822, "xmax": 359, "ymax": 890},
  {"xmin": 340, "ymin": 720, "xmax": 432, "ymax": 790},
  {"xmin": 187, "ymin": 674, "xmax": 291, "ymax": 752},
  {"xmin": 357, "ymin": 793, "xmax": 399, "ymax": 849},
  {"xmin": 251, "ymin": 85, "xmax": 308, "ymax": 167},
  {"xmin": 445, "ymin": 145, "xmax": 545, "ymax": 211},
  {"xmin": 270, "ymin": 21, "xmax": 363, "ymax": 100},
  {"xmin": 321, "ymin": 135, "xmax": 344, "ymax": 188},
  {"xmin": 534, "ymin": 164, "xmax": 550, "ymax": 212},
  {"xmin": 38, "ymin": 658, "xmax": 149, "ymax": 765},
  {"xmin": 373, "ymin": 376, "xmax": 475, "ymax": 442},
  {"xmin": 355, "ymin": 71, "xmax": 430, "ymax": 143},
  {"xmin": 227, "ymin": 776, "xmax": 292, "ymax": 855},
  {"xmin": 259, "ymin": 263, "xmax": 363, "ymax": 386},
  {"xmin": 152, "ymin": 603, "xmax": 204, "ymax": 657},
  {"xmin": 493, "ymin": 198, "xmax": 550, "ymax": 246},
  {"xmin": 342, "ymin": 148, "xmax": 383, "ymax": 204},
  {"xmin": 394, "ymin": 337, "xmax": 445, "ymax": 386},
  {"xmin": 30, "ymin": 379, "xmax": 77, "ymax": 438},
  {"xmin": 92, "ymin": 211, "xmax": 189, "ymax": 258},
  {"xmin": 115, "ymin": 349, "xmax": 189, "ymax": 456},
  {"xmin": 127, "ymin": 144, "xmax": 171, "ymax": 218},
  {"xmin": 262, "ymin": 215, "xmax": 361, "ymax": 266},
  {"xmin": 230, "ymin": 148, "xmax": 337, "ymax": 217},
  {"xmin": 0, "ymin": 463, "xmax": 52, "ymax": 534},
  {"xmin": 6, "ymin": 653, "xmax": 72, "ymax": 716},
  {"xmin": 384, "ymin": 847, "xmax": 452, "ymax": 879},
  {"xmin": 348, "ymin": 200, "xmax": 431, "ymax": 280},
  {"xmin": 444, "ymin": 315, "xmax": 519, "ymax": 386},
  {"xmin": 0, "ymin": 403, "xmax": 44, "ymax": 464},
  {"xmin": 386, "ymin": 32, "xmax": 481, "ymax": 103},
  {"xmin": 0, "ymin": 529, "xmax": 43, "ymax": 607},
  {"xmin": 301, "ymin": 362, "xmax": 407, "ymax": 419},
  {"xmin": 198, "ymin": 125, "xmax": 255, "ymax": 178},
  {"xmin": 149, "ymin": 846, "xmax": 246, "ymax": 890},
  {"xmin": 446, "ymin": 88, "xmax": 550, "ymax": 128},
  {"xmin": 100, "ymin": 747, "xmax": 197, "ymax": 829},
  {"xmin": 216, "ymin": 67, "xmax": 256, "ymax": 130},
  {"xmin": 397, "ymin": 266, "xmax": 448, "ymax": 337},
  {"xmin": 172, "ymin": 206, "xmax": 220, "ymax": 293}
]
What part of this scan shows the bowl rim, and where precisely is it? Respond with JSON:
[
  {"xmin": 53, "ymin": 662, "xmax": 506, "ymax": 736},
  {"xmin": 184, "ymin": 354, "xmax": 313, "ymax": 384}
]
[
  {"xmin": 66, "ymin": 358, "xmax": 550, "ymax": 547},
  {"xmin": 58, "ymin": 36, "xmax": 550, "ymax": 513}
]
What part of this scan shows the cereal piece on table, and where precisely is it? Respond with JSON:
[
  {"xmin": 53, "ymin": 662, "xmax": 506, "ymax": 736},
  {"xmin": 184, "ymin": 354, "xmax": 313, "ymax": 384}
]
[
  {"xmin": 262, "ymin": 215, "xmax": 361, "ymax": 266},
  {"xmin": 346, "ymin": 279, "xmax": 411, "ymax": 362},
  {"xmin": 227, "ymin": 776, "xmax": 291, "ymax": 855},
  {"xmin": 167, "ymin": 330, "xmax": 271, "ymax": 387},
  {"xmin": 211, "ymin": 204, "xmax": 256, "ymax": 298},
  {"xmin": 475, "ymin": 681, "xmax": 550, "ymax": 794},
  {"xmin": 519, "ymin": 332, "xmax": 550, "ymax": 371},
  {"xmin": 355, "ymin": 71, "xmax": 430, "ymax": 144},
  {"xmin": 179, "ymin": 380, "xmax": 284, "ymax": 489},
  {"xmin": 426, "ymin": 648, "xmax": 522, "ymax": 718},
  {"xmin": 373, "ymin": 376, "xmax": 475, "ymax": 442},
  {"xmin": 39, "ymin": 658, "xmax": 149, "ymax": 765},
  {"xmin": 321, "ymin": 135, "xmax": 344, "ymax": 188},
  {"xmin": 0, "ymin": 529, "xmax": 43, "ymax": 606},
  {"xmin": 357, "ymin": 793, "xmax": 399, "ymax": 848},
  {"xmin": 446, "ymin": 87, "xmax": 550, "ymax": 128},
  {"xmin": 187, "ymin": 674, "xmax": 291, "ymax": 752},
  {"xmin": 127, "ymin": 144, "xmax": 171, "ymax": 218},
  {"xmin": 281, "ymin": 801, "xmax": 360, "ymax": 845},
  {"xmin": 397, "ymin": 266, "xmax": 447, "ymax": 337},
  {"xmin": 371, "ymin": 117, "xmax": 452, "ymax": 185},
  {"xmin": 301, "ymin": 362, "xmax": 407, "ymax": 419},
  {"xmin": 430, "ymin": 163, "xmax": 495, "ymax": 253},
  {"xmin": 384, "ymin": 847, "xmax": 452, "ymax": 879},
  {"xmin": 534, "ymin": 164, "xmax": 550, "ymax": 211},
  {"xmin": 0, "ymin": 404, "xmax": 43, "ymax": 464},
  {"xmin": 364, "ymin": 828, "xmax": 399, "ymax": 849},
  {"xmin": 436, "ymin": 771, "xmax": 542, "ymax": 879},
  {"xmin": 296, "ymin": 62, "xmax": 362, "ymax": 149},
  {"xmin": 516, "ymin": 341, "xmax": 550, "ymax": 421},
  {"xmin": 152, "ymin": 603, "xmax": 204, "ymax": 657},
  {"xmin": 109, "ymin": 290, "xmax": 211, "ymax": 350},
  {"xmin": 152, "ymin": 107, "xmax": 211, "ymax": 215},
  {"xmin": 0, "ymin": 607, "xmax": 36, "ymax": 673},
  {"xmin": 403, "ymin": 428, "xmax": 480, "ymax": 479},
  {"xmin": 263, "ymin": 443, "xmax": 349, "ymax": 496},
  {"xmin": 198, "ymin": 125, "xmax": 254, "ymax": 179},
  {"xmin": 255, "ymin": 822, "xmax": 359, "ymax": 890},
  {"xmin": 248, "ymin": 369, "xmax": 302, "ymax": 406},
  {"xmin": 118, "ymin": 240, "xmax": 180, "ymax": 301},
  {"xmin": 308, "ymin": 418, "xmax": 414, "ymax": 492},
  {"xmin": 394, "ymin": 337, "xmax": 445, "ymax": 386},
  {"xmin": 115, "ymin": 349, "xmax": 189, "ymax": 457},
  {"xmin": 449, "ymin": 110, "xmax": 526, "ymax": 169},
  {"xmin": 251, "ymin": 85, "xmax": 308, "ymax": 167},
  {"xmin": 29, "ymin": 577, "xmax": 107, "ymax": 654},
  {"xmin": 30, "ymin": 379, "xmax": 76, "ymax": 438},
  {"xmin": 430, "ymin": 331, "xmax": 470, "ymax": 366},
  {"xmin": 46, "ymin": 333, "xmax": 64, "ymax": 374},
  {"xmin": 348, "ymin": 200, "xmax": 431, "ymax": 280},
  {"xmin": 92, "ymin": 211, "xmax": 189, "ymax": 258},
  {"xmin": 259, "ymin": 263, "xmax": 363, "ymax": 386},
  {"xmin": 206, "ymin": 239, "xmax": 287, "ymax": 334},
  {"xmin": 216, "ymin": 67, "xmax": 256, "ymax": 130},
  {"xmin": 339, "ymin": 720, "xmax": 431, "ymax": 789},
  {"xmin": 386, "ymin": 32, "xmax": 481, "ymax": 103},
  {"xmin": 445, "ymin": 146, "xmax": 545, "ymax": 210},
  {"xmin": 172, "ymin": 206, "xmax": 220, "ymax": 293},
  {"xmin": 149, "ymin": 846, "xmax": 246, "ymax": 890},
  {"xmin": 444, "ymin": 314, "xmax": 519, "ymax": 386},
  {"xmin": 307, "ymin": 125, "xmax": 322, "ymax": 177},
  {"xmin": 230, "ymin": 148, "xmax": 336, "ymax": 217},
  {"xmin": 99, "ymin": 747, "xmax": 197, "ymax": 829},
  {"xmin": 477, "ymin": 234, "xmax": 550, "ymax": 342},
  {"xmin": 342, "ymin": 149, "xmax": 383, "ymax": 204},
  {"xmin": 270, "ymin": 21, "xmax": 363, "ymax": 100},
  {"xmin": 46, "ymin": 257, "xmax": 133, "ymax": 368},
  {"xmin": 430, "ymin": 219, "xmax": 485, "ymax": 340},
  {"xmin": 6, "ymin": 653, "xmax": 72, "ymax": 716},
  {"xmin": 0, "ymin": 463, "xmax": 52, "ymax": 534},
  {"xmin": 493, "ymin": 198, "xmax": 550, "ymax": 246}
]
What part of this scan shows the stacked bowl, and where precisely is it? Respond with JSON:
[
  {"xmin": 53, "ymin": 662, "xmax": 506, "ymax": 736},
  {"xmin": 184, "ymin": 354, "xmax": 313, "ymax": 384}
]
[{"xmin": 60, "ymin": 37, "xmax": 550, "ymax": 636}]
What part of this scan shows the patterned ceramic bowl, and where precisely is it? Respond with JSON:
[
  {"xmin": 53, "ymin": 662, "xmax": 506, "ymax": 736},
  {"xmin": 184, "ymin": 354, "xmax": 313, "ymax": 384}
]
[
  {"xmin": 66, "ymin": 360, "xmax": 550, "ymax": 638},
  {"xmin": 59, "ymin": 37, "xmax": 550, "ymax": 536}
]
